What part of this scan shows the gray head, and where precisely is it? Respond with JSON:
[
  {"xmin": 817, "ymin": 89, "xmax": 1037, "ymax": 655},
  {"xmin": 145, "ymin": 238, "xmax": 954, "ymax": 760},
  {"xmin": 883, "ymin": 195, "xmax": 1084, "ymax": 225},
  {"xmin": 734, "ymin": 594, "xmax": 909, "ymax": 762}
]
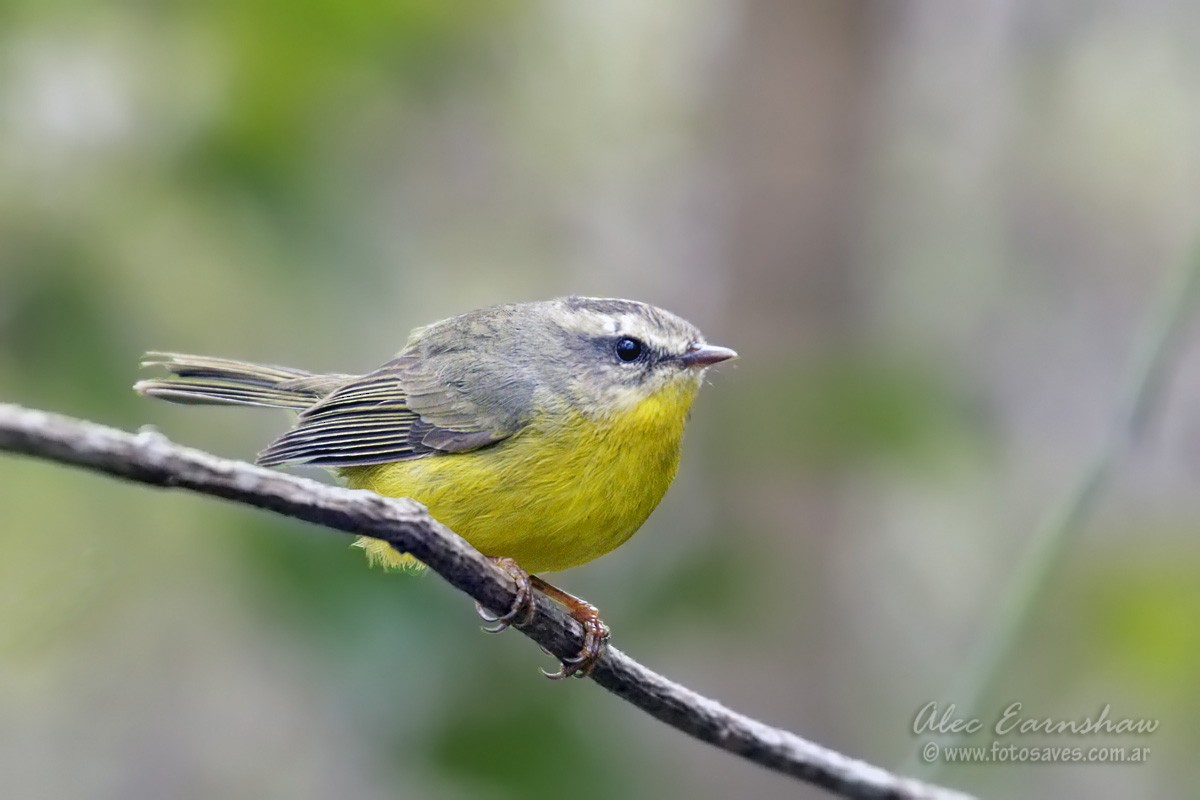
[{"xmin": 408, "ymin": 296, "xmax": 737, "ymax": 420}]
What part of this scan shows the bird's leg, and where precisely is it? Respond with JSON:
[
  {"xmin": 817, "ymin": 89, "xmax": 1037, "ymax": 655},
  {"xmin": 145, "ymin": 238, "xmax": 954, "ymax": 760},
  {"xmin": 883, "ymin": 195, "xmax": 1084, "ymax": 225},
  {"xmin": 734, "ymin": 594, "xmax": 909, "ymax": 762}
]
[
  {"xmin": 530, "ymin": 576, "xmax": 610, "ymax": 680},
  {"xmin": 474, "ymin": 562, "xmax": 610, "ymax": 679},
  {"xmin": 475, "ymin": 557, "xmax": 535, "ymax": 633}
]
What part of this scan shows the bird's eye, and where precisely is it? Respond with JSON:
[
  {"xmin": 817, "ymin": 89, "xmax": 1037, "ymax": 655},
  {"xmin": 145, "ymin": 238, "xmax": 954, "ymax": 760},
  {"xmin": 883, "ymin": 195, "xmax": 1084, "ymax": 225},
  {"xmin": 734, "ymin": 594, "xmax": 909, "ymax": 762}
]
[{"xmin": 614, "ymin": 336, "xmax": 645, "ymax": 363}]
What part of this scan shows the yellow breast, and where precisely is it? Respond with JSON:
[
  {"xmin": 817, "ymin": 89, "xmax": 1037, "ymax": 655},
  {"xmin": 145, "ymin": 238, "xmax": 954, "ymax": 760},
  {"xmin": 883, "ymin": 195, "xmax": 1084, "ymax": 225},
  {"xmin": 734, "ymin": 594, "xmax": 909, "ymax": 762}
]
[{"xmin": 341, "ymin": 382, "xmax": 696, "ymax": 574}]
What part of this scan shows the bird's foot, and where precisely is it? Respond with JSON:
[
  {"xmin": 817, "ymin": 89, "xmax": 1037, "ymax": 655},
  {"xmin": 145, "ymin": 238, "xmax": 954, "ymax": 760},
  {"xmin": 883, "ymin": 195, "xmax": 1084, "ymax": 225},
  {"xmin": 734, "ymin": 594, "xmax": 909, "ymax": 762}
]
[
  {"xmin": 476, "ymin": 557, "xmax": 535, "ymax": 633},
  {"xmin": 531, "ymin": 576, "xmax": 610, "ymax": 680}
]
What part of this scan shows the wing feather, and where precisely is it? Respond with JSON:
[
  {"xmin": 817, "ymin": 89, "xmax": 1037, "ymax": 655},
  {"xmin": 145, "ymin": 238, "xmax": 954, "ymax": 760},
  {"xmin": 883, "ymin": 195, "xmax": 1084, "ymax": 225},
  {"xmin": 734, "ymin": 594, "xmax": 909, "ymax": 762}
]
[{"xmin": 255, "ymin": 352, "xmax": 524, "ymax": 468}]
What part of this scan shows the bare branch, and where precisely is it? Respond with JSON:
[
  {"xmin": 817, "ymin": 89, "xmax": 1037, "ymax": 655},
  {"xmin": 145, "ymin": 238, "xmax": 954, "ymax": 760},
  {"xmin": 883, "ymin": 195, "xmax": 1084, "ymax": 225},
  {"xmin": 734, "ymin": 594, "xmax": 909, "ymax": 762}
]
[{"xmin": 0, "ymin": 403, "xmax": 976, "ymax": 800}]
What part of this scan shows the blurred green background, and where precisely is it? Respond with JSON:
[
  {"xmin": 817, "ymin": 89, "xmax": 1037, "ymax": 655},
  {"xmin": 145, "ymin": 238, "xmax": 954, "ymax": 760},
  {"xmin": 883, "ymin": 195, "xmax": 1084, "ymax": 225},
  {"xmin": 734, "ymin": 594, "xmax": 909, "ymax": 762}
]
[{"xmin": 2, "ymin": 2, "xmax": 1198, "ymax": 798}]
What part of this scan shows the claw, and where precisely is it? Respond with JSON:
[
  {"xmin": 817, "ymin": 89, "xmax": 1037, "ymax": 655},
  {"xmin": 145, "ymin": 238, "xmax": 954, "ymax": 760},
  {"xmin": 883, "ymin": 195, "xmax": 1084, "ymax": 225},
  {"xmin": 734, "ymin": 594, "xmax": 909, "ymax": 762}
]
[
  {"xmin": 475, "ymin": 557, "xmax": 534, "ymax": 633},
  {"xmin": 541, "ymin": 614, "xmax": 610, "ymax": 679},
  {"xmin": 475, "ymin": 565, "xmax": 612, "ymax": 678},
  {"xmin": 530, "ymin": 576, "xmax": 610, "ymax": 680}
]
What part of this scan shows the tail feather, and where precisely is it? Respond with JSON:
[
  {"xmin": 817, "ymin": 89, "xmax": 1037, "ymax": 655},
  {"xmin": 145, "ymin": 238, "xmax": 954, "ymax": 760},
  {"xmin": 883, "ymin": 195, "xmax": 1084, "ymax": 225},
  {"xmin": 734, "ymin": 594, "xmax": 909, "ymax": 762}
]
[{"xmin": 134, "ymin": 352, "xmax": 333, "ymax": 410}]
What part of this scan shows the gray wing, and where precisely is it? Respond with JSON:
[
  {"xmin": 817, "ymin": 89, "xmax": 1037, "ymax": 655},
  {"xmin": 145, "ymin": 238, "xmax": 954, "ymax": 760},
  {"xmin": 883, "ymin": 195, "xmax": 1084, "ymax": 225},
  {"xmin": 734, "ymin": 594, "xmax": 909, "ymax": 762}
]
[{"xmin": 256, "ymin": 351, "xmax": 528, "ymax": 468}]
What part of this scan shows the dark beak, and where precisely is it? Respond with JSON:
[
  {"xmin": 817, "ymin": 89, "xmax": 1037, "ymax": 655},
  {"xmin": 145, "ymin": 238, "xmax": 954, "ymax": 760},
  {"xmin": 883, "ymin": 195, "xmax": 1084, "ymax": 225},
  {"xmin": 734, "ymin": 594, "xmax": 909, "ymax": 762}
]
[{"xmin": 680, "ymin": 343, "xmax": 738, "ymax": 368}]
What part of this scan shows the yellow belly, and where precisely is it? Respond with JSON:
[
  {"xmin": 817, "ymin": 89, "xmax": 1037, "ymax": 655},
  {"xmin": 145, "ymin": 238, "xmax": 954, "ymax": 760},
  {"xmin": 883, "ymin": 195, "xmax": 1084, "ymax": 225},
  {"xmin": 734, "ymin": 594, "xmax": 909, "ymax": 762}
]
[{"xmin": 339, "ymin": 387, "xmax": 693, "ymax": 574}]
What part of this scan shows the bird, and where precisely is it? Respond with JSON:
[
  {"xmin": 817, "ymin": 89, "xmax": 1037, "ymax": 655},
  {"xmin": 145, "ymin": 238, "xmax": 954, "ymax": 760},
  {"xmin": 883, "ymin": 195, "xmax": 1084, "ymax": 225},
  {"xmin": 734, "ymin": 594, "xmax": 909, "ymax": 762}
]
[{"xmin": 135, "ymin": 296, "xmax": 736, "ymax": 677}]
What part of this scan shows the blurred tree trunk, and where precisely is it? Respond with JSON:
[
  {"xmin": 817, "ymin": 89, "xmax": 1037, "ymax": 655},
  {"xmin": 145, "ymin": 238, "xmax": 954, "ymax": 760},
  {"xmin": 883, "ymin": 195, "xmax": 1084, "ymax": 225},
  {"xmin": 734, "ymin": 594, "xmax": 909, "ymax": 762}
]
[
  {"xmin": 709, "ymin": 4, "xmax": 877, "ymax": 794},
  {"xmin": 719, "ymin": 0, "xmax": 873, "ymax": 355}
]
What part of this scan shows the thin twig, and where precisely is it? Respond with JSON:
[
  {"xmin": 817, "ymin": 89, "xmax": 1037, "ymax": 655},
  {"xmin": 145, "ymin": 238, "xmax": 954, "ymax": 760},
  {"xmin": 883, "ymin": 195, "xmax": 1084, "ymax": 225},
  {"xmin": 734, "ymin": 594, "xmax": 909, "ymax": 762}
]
[
  {"xmin": 0, "ymin": 403, "xmax": 975, "ymax": 800},
  {"xmin": 909, "ymin": 243, "xmax": 1200, "ymax": 777}
]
